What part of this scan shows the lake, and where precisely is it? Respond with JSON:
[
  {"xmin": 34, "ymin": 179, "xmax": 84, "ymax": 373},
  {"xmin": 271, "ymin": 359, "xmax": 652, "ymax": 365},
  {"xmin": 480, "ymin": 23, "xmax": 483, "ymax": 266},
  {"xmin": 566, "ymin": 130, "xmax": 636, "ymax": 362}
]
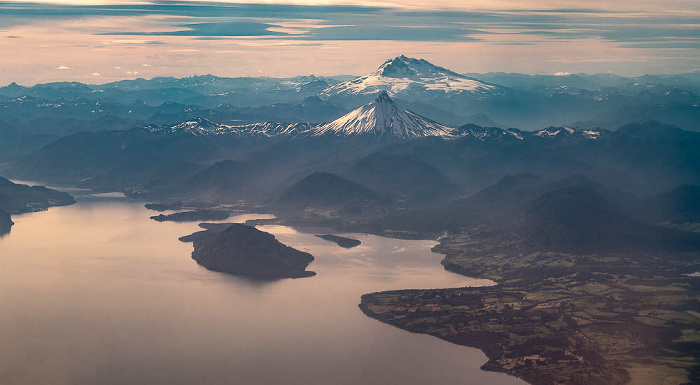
[{"xmin": 0, "ymin": 198, "xmax": 524, "ymax": 385}]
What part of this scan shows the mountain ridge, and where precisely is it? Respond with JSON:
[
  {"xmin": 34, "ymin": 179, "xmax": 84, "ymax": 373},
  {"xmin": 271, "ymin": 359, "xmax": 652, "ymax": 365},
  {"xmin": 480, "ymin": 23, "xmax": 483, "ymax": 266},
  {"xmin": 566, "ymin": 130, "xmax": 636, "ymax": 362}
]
[{"xmin": 142, "ymin": 92, "xmax": 621, "ymax": 141}]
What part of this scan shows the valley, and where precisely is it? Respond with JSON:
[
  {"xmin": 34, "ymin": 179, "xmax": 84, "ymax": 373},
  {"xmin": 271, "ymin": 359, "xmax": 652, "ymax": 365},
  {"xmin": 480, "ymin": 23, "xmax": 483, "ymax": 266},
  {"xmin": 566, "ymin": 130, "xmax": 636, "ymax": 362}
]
[
  {"xmin": 0, "ymin": 55, "xmax": 698, "ymax": 385},
  {"xmin": 3, "ymin": 0, "xmax": 700, "ymax": 380}
]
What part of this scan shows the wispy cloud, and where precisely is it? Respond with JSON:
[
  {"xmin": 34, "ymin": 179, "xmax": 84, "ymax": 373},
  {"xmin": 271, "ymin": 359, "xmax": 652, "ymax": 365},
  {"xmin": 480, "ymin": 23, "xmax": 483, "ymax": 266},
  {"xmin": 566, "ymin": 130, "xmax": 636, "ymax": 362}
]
[{"xmin": 0, "ymin": 1, "xmax": 697, "ymax": 84}]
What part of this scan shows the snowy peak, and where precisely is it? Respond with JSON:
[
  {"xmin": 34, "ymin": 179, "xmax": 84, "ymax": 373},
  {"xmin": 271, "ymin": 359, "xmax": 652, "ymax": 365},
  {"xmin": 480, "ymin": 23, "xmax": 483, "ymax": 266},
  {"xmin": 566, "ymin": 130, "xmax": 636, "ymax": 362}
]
[
  {"xmin": 377, "ymin": 55, "xmax": 420, "ymax": 78},
  {"xmin": 533, "ymin": 126, "xmax": 608, "ymax": 140},
  {"xmin": 376, "ymin": 55, "xmax": 461, "ymax": 80},
  {"xmin": 161, "ymin": 117, "xmax": 226, "ymax": 136},
  {"xmin": 373, "ymin": 90, "xmax": 394, "ymax": 109},
  {"xmin": 323, "ymin": 55, "xmax": 500, "ymax": 97},
  {"xmin": 312, "ymin": 91, "xmax": 456, "ymax": 139},
  {"xmin": 144, "ymin": 118, "xmax": 309, "ymax": 137},
  {"xmin": 145, "ymin": 110, "xmax": 613, "ymax": 142}
]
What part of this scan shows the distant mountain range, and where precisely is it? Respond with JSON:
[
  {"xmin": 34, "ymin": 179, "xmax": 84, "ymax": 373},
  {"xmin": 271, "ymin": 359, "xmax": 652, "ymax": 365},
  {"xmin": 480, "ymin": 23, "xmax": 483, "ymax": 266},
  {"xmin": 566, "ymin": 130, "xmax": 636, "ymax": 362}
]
[
  {"xmin": 2, "ymin": 57, "xmax": 700, "ymax": 234},
  {"xmin": 141, "ymin": 92, "xmax": 612, "ymax": 141},
  {"xmin": 143, "ymin": 92, "xmax": 456, "ymax": 139},
  {"xmin": 0, "ymin": 55, "xmax": 698, "ymax": 159},
  {"xmin": 13, "ymin": 114, "xmax": 700, "ymax": 206}
]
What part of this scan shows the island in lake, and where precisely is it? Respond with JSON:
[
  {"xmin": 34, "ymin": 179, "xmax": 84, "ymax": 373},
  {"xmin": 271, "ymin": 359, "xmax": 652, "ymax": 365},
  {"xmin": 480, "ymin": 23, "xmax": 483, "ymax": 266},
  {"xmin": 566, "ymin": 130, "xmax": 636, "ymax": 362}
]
[
  {"xmin": 179, "ymin": 223, "xmax": 316, "ymax": 279},
  {"xmin": 315, "ymin": 234, "xmax": 361, "ymax": 248},
  {"xmin": 151, "ymin": 210, "xmax": 229, "ymax": 223}
]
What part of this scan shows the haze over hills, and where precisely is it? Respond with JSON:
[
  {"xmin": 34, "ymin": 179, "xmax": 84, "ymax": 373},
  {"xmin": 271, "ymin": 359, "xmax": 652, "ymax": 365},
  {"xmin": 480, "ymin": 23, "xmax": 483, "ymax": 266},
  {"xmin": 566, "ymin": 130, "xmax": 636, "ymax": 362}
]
[
  {"xmin": 276, "ymin": 172, "xmax": 377, "ymax": 208},
  {"xmin": 13, "ymin": 112, "xmax": 700, "ymax": 204},
  {"xmin": 343, "ymin": 153, "xmax": 459, "ymax": 205},
  {"xmin": 2, "ymin": 55, "xmax": 700, "ymax": 245}
]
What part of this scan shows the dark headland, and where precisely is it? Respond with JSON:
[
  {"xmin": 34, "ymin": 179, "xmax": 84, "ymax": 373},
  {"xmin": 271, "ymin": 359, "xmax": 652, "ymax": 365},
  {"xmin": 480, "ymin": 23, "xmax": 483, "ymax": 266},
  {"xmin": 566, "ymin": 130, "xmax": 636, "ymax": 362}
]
[
  {"xmin": 179, "ymin": 223, "xmax": 315, "ymax": 279},
  {"xmin": 315, "ymin": 234, "xmax": 361, "ymax": 248},
  {"xmin": 150, "ymin": 210, "xmax": 229, "ymax": 223},
  {"xmin": 0, "ymin": 177, "xmax": 75, "ymax": 214},
  {"xmin": 0, "ymin": 177, "xmax": 75, "ymax": 235},
  {"xmin": 0, "ymin": 210, "xmax": 13, "ymax": 235}
]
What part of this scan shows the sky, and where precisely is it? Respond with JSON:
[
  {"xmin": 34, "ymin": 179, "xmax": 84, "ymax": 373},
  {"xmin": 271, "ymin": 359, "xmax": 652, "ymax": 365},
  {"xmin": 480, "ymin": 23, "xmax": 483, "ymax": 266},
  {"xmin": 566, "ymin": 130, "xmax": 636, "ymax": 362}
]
[{"xmin": 0, "ymin": 0, "xmax": 699, "ymax": 85}]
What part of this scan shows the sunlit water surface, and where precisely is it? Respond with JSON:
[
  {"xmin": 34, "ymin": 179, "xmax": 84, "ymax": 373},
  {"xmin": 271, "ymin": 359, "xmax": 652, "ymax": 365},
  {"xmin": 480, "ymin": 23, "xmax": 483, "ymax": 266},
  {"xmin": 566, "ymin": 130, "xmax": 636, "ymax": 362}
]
[{"xmin": 0, "ymin": 199, "xmax": 524, "ymax": 385}]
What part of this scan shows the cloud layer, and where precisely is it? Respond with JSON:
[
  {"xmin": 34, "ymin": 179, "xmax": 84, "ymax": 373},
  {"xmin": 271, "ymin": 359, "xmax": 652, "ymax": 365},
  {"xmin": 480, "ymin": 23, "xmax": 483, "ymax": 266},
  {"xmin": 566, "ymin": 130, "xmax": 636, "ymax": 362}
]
[{"xmin": 0, "ymin": 0, "xmax": 698, "ymax": 84}]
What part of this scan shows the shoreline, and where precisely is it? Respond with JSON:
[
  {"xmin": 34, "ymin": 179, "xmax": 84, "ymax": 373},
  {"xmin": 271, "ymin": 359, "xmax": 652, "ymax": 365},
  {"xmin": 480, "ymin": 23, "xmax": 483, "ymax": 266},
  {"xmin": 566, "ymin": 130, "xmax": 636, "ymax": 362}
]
[{"xmin": 359, "ymin": 227, "xmax": 699, "ymax": 385}]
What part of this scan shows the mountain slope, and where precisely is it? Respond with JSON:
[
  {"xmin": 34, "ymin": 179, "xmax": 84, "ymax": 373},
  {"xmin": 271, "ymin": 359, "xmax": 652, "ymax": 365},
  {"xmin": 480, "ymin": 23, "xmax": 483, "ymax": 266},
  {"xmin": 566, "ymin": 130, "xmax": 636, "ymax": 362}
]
[
  {"xmin": 521, "ymin": 187, "xmax": 700, "ymax": 253},
  {"xmin": 642, "ymin": 185, "xmax": 700, "ymax": 223}
]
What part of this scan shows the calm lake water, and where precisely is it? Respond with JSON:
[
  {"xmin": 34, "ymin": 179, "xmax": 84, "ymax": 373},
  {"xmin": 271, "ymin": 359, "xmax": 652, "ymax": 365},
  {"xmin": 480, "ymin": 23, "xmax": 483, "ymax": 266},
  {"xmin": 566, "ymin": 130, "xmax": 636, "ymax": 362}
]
[{"xmin": 0, "ymin": 198, "xmax": 525, "ymax": 385}]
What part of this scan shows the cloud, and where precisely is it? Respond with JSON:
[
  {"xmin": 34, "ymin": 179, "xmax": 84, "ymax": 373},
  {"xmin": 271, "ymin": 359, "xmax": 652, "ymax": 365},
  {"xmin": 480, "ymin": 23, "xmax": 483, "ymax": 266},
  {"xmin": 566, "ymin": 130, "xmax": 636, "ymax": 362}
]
[
  {"xmin": 0, "ymin": 0, "xmax": 698, "ymax": 83},
  {"xmin": 554, "ymin": 71, "xmax": 571, "ymax": 76},
  {"xmin": 92, "ymin": 72, "xmax": 101, "ymax": 76},
  {"xmin": 103, "ymin": 21, "xmax": 289, "ymax": 38},
  {"xmin": 216, "ymin": 50, "xmax": 245, "ymax": 54},
  {"xmin": 549, "ymin": 57, "xmax": 649, "ymax": 63},
  {"xmin": 55, "ymin": 65, "xmax": 73, "ymax": 70}
]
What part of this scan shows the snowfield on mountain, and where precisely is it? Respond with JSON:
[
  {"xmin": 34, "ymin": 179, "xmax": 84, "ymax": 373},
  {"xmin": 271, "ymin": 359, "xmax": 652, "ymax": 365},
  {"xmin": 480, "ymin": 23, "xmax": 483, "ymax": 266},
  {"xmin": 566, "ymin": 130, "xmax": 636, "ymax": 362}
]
[{"xmin": 323, "ymin": 55, "xmax": 503, "ymax": 97}]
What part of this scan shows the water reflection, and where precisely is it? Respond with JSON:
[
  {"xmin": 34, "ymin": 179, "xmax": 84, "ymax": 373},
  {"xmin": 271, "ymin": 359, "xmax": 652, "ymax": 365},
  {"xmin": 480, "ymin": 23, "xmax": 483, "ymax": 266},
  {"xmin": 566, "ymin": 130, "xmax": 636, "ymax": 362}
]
[{"xmin": 0, "ymin": 201, "xmax": 524, "ymax": 385}]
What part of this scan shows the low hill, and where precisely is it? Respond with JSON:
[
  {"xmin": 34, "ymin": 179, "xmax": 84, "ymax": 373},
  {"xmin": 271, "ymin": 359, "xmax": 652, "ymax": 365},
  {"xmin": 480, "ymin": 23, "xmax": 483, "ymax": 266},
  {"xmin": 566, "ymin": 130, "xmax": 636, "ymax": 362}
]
[
  {"xmin": 276, "ymin": 172, "xmax": 377, "ymax": 208},
  {"xmin": 344, "ymin": 153, "xmax": 458, "ymax": 205}
]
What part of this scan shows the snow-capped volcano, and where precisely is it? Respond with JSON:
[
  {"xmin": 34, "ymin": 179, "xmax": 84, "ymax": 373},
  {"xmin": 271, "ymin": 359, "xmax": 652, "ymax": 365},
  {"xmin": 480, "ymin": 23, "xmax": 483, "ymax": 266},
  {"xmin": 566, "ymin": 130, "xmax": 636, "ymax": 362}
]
[
  {"xmin": 311, "ymin": 91, "xmax": 456, "ymax": 138},
  {"xmin": 323, "ymin": 55, "xmax": 499, "ymax": 97},
  {"xmin": 144, "ymin": 97, "xmax": 609, "ymax": 142},
  {"xmin": 146, "ymin": 93, "xmax": 456, "ymax": 139}
]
